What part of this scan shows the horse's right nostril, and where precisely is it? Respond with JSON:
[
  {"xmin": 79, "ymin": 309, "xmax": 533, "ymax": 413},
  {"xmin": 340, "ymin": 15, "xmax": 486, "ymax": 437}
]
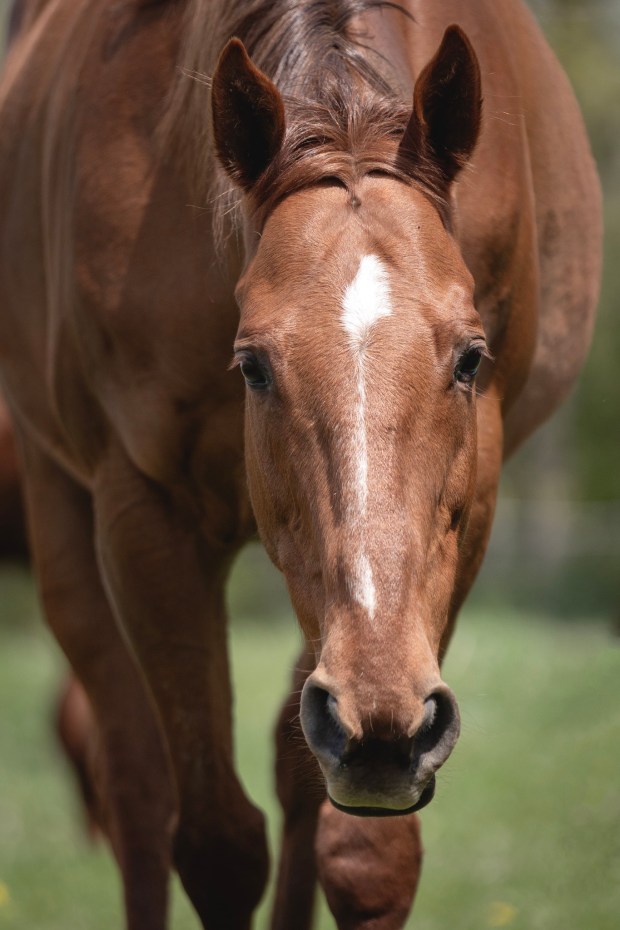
[{"xmin": 300, "ymin": 682, "xmax": 348, "ymax": 764}]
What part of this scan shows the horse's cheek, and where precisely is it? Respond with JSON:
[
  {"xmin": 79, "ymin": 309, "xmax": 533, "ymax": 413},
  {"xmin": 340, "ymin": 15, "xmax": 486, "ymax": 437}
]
[{"xmin": 243, "ymin": 410, "xmax": 282, "ymax": 533}]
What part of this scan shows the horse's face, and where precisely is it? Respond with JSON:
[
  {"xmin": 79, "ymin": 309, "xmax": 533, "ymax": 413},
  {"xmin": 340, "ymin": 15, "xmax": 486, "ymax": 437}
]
[
  {"xmin": 213, "ymin": 28, "xmax": 484, "ymax": 813},
  {"xmin": 235, "ymin": 178, "xmax": 485, "ymax": 812}
]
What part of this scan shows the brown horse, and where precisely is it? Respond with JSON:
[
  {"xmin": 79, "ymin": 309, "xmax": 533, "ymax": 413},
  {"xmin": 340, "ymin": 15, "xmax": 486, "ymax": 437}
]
[
  {"xmin": 0, "ymin": 1, "xmax": 601, "ymax": 928},
  {"xmin": 0, "ymin": 391, "xmax": 27, "ymax": 559}
]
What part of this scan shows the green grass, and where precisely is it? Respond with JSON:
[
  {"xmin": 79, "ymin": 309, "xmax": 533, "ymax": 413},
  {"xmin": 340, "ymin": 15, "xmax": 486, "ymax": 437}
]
[{"xmin": 0, "ymin": 560, "xmax": 618, "ymax": 930}]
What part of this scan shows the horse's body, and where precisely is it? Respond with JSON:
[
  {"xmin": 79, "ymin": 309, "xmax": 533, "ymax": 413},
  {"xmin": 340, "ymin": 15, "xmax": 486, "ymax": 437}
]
[{"xmin": 0, "ymin": 1, "xmax": 601, "ymax": 929}]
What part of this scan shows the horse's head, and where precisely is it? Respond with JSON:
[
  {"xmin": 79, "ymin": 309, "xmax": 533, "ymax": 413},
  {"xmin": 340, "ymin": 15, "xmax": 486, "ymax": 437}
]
[{"xmin": 212, "ymin": 27, "xmax": 485, "ymax": 814}]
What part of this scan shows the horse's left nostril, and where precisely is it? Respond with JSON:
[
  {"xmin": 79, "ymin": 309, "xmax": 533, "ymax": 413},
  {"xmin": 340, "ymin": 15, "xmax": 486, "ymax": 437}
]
[{"xmin": 414, "ymin": 686, "xmax": 461, "ymax": 769}]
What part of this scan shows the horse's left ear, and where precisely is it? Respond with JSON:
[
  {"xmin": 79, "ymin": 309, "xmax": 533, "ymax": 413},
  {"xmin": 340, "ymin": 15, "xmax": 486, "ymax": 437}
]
[
  {"xmin": 400, "ymin": 25, "xmax": 482, "ymax": 185},
  {"xmin": 211, "ymin": 38, "xmax": 285, "ymax": 191}
]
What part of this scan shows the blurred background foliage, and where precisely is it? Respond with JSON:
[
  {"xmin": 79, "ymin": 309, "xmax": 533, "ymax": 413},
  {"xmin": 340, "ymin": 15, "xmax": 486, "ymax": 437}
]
[{"xmin": 0, "ymin": 2, "xmax": 618, "ymax": 930}]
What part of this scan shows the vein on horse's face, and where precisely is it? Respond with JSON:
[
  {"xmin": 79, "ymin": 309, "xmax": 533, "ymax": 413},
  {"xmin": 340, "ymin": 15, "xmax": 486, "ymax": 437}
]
[{"xmin": 338, "ymin": 253, "xmax": 393, "ymax": 620}]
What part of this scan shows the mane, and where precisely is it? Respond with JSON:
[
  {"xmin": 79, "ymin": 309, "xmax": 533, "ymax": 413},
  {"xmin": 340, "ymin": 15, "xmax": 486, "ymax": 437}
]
[{"xmin": 159, "ymin": 0, "xmax": 449, "ymax": 241}]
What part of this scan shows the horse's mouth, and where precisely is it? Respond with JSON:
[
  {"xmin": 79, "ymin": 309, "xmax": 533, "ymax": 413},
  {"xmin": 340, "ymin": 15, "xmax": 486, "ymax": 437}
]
[{"xmin": 328, "ymin": 774, "xmax": 436, "ymax": 818}]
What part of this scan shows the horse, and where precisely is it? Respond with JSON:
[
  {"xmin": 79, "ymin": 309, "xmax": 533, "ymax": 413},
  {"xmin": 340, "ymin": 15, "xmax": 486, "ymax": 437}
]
[
  {"xmin": 0, "ymin": 391, "xmax": 27, "ymax": 559},
  {"xmin": 0, "ymin": 1, "xmax": 601, "ymax": 928}
]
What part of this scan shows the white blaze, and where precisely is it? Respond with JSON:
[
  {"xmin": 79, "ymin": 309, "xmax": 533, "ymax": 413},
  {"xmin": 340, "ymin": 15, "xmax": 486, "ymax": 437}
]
[
  {"xmin": 342, "ymin": 254, "xmax": 393, "ymax": 351},
  {"xmin": 340, "ymin": 254, "xmax": 393, "ymax": 619}
]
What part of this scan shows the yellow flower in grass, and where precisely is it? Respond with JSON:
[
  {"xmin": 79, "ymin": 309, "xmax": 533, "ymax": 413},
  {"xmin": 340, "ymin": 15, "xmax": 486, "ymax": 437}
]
[
  {"xmin": 0, "ymin": 882, "xmax": 10, "ymax": 907},
  {"xmin": 488, "ymin": 900, "xmax": 518, "ymax": 927}
]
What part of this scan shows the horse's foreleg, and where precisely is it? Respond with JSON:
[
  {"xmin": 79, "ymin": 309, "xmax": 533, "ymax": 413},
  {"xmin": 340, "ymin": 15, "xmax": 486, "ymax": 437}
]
[
  {"xmin": 271, "ymin": 645, "xmax": 323, "ymax": 930},
  {"xmin": 93, "ymin": 442, "xmax": 269, "ymax": 930},
  {"xmin": 17, "ymin": 432, "xmax": 174, "ymax": 930},
  {"xmin": 0, "ymin": 393, "xmax": 27, "ymax": 559},
  {"xmin": 316, "ymin": 802, "xmax": 423, "ymax": 930}
]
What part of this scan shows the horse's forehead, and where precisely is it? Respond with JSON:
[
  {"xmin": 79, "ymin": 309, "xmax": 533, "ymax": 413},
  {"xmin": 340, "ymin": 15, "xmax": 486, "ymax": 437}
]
[
  {"xmin": 252, "ymin": 189, "xmax": 367, "ymax": 285},
  {"xmin": 243, "ymin": 247, "xmax": 470, "ymax": 340},
  {"xmin": 242, "ymin": 181, "xmax": 472, "ymax": 330}
]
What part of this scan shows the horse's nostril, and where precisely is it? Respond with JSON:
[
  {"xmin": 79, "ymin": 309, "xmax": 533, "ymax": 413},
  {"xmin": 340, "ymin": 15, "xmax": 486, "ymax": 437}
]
[
  {"xmin": 301, "ymin": 679, "xmax": 460, "ymax": 782},
  {"xmin": 300, "ymin": 683, "xmax": 348, "ymax": 764},
  {"xmin": 416, "ymin": 688, "xmax": 460, "ymax": 761}
]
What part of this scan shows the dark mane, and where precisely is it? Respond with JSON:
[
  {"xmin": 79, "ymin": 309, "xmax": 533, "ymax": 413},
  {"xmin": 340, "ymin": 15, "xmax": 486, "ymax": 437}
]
[
  {"xmin": 221, "ymin": 0, "xmax": 405, "ymax": 98},
  {"xmin": 160, "ymin": 0, "xmax": 448, "ymax": 237}
]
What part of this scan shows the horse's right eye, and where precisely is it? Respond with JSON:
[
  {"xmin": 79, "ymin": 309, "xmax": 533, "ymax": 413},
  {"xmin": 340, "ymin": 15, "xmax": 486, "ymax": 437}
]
[{"xmin": 239, "ymin": 355, "xmax": 271, "ymax": 390}]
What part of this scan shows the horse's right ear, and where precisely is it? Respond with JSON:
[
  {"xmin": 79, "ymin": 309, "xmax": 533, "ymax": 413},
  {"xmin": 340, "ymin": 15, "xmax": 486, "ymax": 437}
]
[{"xmin": 212, "ymin": 38, "xmax": 285, "ymax": 192}]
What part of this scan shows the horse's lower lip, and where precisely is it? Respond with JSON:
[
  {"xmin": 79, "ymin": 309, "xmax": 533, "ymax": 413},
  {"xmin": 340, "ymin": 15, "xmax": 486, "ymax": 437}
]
[{"xmin": 328, "ymin": 775, "xmax": 436, "ymax": 818}]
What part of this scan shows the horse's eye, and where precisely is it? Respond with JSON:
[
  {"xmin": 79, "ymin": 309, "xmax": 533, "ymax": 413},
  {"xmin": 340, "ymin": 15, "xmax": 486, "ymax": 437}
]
[
  {"xmin": 454, "ymin": 346, "xmax": 483, "ymax": 385},
  {"xmin": 239, "ymin": 355, "xmax": 271, "ymax": 390}
]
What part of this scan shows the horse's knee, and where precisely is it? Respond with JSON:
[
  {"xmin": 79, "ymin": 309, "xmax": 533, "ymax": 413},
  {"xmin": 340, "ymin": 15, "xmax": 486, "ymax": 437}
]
[
  {"xmin": 173, "ymin": 798, "xmax": 269, "ymax": 929},
  {"xmin": 316, "ymin": 802, "xmax": 422, "ymax": 930}
]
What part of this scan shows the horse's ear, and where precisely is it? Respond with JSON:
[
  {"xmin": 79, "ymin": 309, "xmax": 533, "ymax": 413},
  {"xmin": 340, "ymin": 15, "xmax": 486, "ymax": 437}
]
[
  {"xmin": 212, "ymin": 38, "xmax": 285, "ymax": 191},
  {"xmin": 400, "ymin": 25, "xmax": 482, "ymax": 185}
]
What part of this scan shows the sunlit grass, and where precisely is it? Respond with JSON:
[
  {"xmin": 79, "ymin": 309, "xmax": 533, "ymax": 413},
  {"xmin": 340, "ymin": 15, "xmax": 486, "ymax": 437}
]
[{"xmin": 0, "ymin": 559, "xmax": 618, "ymax": 929}]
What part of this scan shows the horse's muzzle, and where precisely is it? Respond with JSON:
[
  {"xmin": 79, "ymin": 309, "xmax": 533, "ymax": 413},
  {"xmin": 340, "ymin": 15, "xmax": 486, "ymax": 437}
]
[{"xmin": 299, "ymin": 678, "xmax": 460, "ymax": 815}]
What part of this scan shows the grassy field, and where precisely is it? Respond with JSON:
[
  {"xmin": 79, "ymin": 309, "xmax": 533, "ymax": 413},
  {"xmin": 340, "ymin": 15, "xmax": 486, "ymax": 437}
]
[{"xmin": 0, "ymin": 559, "xmax": 618, "ymax": 930}]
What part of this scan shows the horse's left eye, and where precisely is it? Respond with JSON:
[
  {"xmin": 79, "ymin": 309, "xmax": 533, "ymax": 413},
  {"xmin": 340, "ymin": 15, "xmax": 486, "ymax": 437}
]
[
  {"xmin": 454, "ymin": 346, "xmax": 483, "ymax": 385},
  {"xmin": 239, "ymin": 355, "xmax": 271, "ymax": 390}
]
